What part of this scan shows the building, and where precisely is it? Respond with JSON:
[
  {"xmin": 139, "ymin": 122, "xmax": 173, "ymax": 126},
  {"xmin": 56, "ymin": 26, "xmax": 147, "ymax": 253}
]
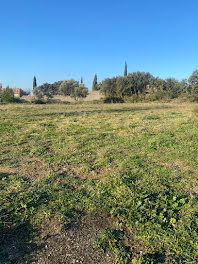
[
  {"xmin": 0, "ymin": 84, "xmax": 27, "ymax": 97},
  {"xmin": 11, "ymin": 88, "xmax": 22, "ymax": 97}
]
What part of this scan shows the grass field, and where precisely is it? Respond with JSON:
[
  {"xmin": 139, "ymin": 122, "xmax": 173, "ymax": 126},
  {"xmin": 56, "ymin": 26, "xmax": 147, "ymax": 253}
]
[{"xmin": 0, "ymin": 102, "xmax": 198, "ymax": 264}]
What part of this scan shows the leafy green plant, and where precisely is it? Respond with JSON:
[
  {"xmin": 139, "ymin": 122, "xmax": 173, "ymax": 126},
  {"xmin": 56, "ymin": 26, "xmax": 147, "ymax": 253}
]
[
  {"xmin": 94, "ymin": 229, "xmax": 132, "ymax": 264},
  {"xmin": 1, "ymin": 87, "xmax": 15, "ymax": 103}
]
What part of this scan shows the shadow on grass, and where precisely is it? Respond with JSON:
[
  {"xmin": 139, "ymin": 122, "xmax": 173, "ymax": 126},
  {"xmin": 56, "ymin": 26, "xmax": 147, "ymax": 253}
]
[
  {"xmin": 0, "ymin": 172, "xmax": 44, "ymax": 263},
  {"xmin": 32, "ymin": 105, "xmax": 173, "ymax": 119},
  {"xmin": 2, "ymin": 105, "xmax": 174, "ymax": 122},
  {"xmin": 142, "ymin": 252, "xmax": 167, "ymax": 263},
  {"xmin": 0, "ymin": 221, "xmax": 44, "ymax": 263},
  {"xmin": 0, "ymin": 172, "xmax": 14, "ymax": 180}
]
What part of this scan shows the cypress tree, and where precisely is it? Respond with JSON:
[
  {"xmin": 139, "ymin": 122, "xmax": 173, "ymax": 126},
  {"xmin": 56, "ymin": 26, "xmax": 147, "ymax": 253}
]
[
  {"xmin": 124, "ymin": 62, "xmax": 127, "ymax": 76},
  {"xmin": 92, "ymin": 74, "xmax": 97, "ymax": 91},
  {"xmin": 33, "ymin": 76, "xmax": 37, "ymax": 96},
  {"xmin": 81, "ymin": 77, "xmax": 83, "ymax": 84}
]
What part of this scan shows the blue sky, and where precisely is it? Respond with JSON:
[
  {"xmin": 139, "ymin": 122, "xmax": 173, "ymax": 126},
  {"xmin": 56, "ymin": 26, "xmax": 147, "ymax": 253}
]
[{"xmin": 0, "ymin": 0, "xmax": 198, "ymax": 90}]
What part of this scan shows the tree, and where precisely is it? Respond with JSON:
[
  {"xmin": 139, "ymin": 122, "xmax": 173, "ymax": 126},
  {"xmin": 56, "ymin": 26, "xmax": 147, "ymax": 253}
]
[
  {"xmin": 101, "ymin": 77, "xmax": 117, "ymax": 97},
  {"xmin": 124, "ymin": 62, "xmax": 127, "ymax": 76},
  {"xmin": 128, "ymin": 72, "xmax": 153, "ymax": 95},
  {"xmin": 164, "ymin": 78, "xmax": 182, "ymax": 99},
  {"xmin": 1, "ymin": 86, "xmax": 15, "ymax": 103},
  {"xmin": 180, "ymin": 79, "xmax": 190, "ymax": 94},
  {"xmin": 33, "ymin": 76, "xmax": 37, "ymax": 97},
  {"xmin": 101, "ymin": 72, "xmax": 155, "ymax": 98},
  {"xmin": 50, "ymin": 81, "xmax": 63, "ymax": 95},
  {"xmin": 188, "ymin": 70, "xmax": 198, "ymax": 85},
  {"xmin": 153, "ymin": 77, "xmax": 166, "ymax": 92},
  {"xmin": 81, "ymin": 77, "xmax": 83, "ymax": 84},
  {"xmin": 36, "ymin": 81, "xmax": 62, "ymax": 100},
  {"xmin": 36, "ymin": 83, "xmax": 53, "ymax": 100},
  {"xmin": 116, "ymin": 76, "xmax": 133, "ymax": 97},
  {"xmin": 71, "ymin": 83, "xmax": 88, "ymax": 101},
  {"xmin": 59, "ymin": 79, "xmax": 88, "ymax": 101},
  {"xmin": 60, "ymin": 79, "xmax": 79, "ymax": 96},
  {"xmin": 188, "ymin": 70, "xmax": 198, "ymax": 96},
  {"xmin": 96, "ymin": 82, "xmax": 102, "ymax": 91},
  {"xmin": 92, "ymin": 74, "xmax": 98, "ymax": 91}
]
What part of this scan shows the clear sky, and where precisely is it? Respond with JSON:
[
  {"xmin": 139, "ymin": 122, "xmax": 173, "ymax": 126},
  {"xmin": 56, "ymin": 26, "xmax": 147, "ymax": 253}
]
[{"xmin": 1, "ymin": 0, "xmax": 198, "ymax": 90}]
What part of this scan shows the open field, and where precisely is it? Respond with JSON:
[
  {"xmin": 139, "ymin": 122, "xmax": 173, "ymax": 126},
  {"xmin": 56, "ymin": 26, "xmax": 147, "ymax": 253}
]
[{"xmin": 0, "ymin": 102, "xmax": 198, "ymax": 263}]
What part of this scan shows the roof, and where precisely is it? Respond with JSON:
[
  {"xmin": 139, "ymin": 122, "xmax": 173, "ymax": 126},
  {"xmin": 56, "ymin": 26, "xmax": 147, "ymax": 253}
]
[{"xmin": 11, "ymin": 88, "xmax": 21, "ymax": 94}]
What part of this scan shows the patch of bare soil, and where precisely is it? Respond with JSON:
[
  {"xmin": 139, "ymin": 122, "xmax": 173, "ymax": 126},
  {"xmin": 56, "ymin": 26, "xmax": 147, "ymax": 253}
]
[
  {"xmin": 56, "ymin": 166, "xmax": 112, "ymax": 180},
  {"xmin": 26, "ymin": 214, "xmax": 114, "ymax": 264},
  {"xmin": 0, "ymin": 166, "xmax": 17, "ymax": 175},
  {"xmin": 0, "ymin": 158, "xmax": 48, "ymax": 182},
  {"xmin": 19, "ymin": 158, "xmax": 48, "ymax": 181}
]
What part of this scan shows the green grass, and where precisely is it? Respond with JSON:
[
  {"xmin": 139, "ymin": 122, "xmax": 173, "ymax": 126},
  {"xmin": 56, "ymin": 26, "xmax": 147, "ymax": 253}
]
[{"xmin": 0, "ymin": 103, "xmax": 198, "ymax": 263}]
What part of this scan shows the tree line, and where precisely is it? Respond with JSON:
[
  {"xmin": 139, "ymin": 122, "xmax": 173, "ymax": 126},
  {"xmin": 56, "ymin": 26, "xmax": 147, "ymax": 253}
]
[
  {"xmin": 33, "ymin": 77, "xmax": 88, "ymax": 101},
  {"xmin": 33, "ymin": 63, "xmax": 198, "ymax": 102},
  {"xmin": 2, "ymin": 63, "xmax": 198, "ymax": 103},
  {"xmin": 99, "ymin": 63, "xmax": 198, "ymax": 101}
]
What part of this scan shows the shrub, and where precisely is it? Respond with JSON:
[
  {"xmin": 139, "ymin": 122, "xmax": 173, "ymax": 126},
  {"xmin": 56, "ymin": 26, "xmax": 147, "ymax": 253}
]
[
  {"xmin": 124, "ymin": 95, "xmax": 143, "ymax": 103},
  {"xmin": 32, "ymin": 99, "xmax": 46, "ymax": 104},
  {"xmin": 13, "ymin": 97, "xmax": 23, "ymax": 103},
  {"xmin": 103, "ymin": 97, "xmax": 124, "ymax": 103},
  {"xmin": 1, "ymin": 87, "xmax": 15, "ymax": 103},
  {"xmin": 190, "ymin": 94, "xmax": 198, "ymax": 102}
]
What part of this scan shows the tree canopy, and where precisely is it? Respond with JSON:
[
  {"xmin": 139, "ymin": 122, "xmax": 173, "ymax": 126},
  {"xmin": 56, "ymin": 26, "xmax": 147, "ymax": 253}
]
[
  {"xmin": 100, "ymin": 70, "xmax": 198, "ymax": 101},
  {"xmin": 188, "ymin": 70, "xmax": 198, "ymax": 97},
  {"xmin": 1, "ymin": 86, "xmax": 15, "ymax": 103},
  {"xmin": 36, "ymin": 79, "xmax": 88, "ymax": 101},
  {"xmin": 32, "ymin": 67, "xmax": 198, "ymax": 102}
]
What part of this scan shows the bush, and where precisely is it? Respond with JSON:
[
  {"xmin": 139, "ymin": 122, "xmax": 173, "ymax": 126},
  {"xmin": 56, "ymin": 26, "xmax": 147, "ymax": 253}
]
[
  {"xmin": 13, "ymin": 97, "xmax": 23, "ymax": 103},
  {"xmin": 1, "ymin": 87, "xmax": 15, "ymax": 103},
  {"xmin": 32, "ymin": 99, "xmax": 46, "ymax": 104},
  {"xmin": 103, "ymin": 97, "xmax": 124, "ymax": 103},
  {"xmin": 124, "ymin": 95, "xmax": 143, "ymax": 103},
  {"xmin": 189, "ymin": 94, "xmax": 198, "ymax": 102},
  {"xmin": 124, "ymin": 92, "xmax": 169, "ymax": 103}
]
